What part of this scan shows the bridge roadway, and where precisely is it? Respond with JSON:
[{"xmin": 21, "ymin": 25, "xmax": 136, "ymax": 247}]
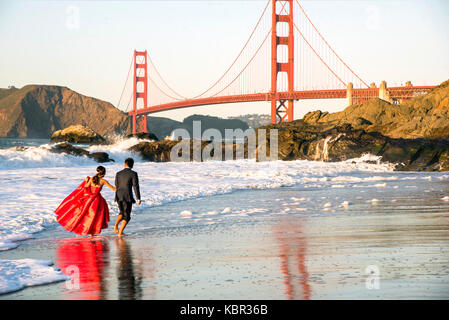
[{"xmin": 130, "ymin": 86, "xmax": 435, "ymax": 116}]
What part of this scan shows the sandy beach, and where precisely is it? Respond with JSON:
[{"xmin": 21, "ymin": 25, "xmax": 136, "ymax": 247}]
[{"xmin": 2, "ymin": 181, "xmax": 449, "ymax": 300}]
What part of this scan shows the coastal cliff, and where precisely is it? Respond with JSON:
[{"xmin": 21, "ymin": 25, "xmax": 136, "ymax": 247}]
[
  {"xmin": 0, "ymin": 85, "xmax": 249, "ymax": 140},
  {"xmin": 0, "ymin": 85, "xmax": 130, "ymax": 138}
]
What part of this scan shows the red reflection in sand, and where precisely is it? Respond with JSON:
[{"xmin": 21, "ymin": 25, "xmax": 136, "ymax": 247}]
[
  {"xmin": 56, "ymin": 237, "xmax": 109, "ymax": 300},
  {"xmin": 274, "ymin": 218, "xmax": 311, "ymax": 300}
]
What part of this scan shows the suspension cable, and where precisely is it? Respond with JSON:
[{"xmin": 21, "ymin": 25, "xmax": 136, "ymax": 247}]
[
  {"xmin": 147, "ymin": 52, "xmax": 186, "ymax": 100},
  {"xmin": 117, "ymin": 55, "xmax": 134, "ymax": 108},
  {"xmin": 148, "ymin": 73, "xmax": 186, "ymax": 101},
  {"xmin": 191, "ymin": 0, "xmax": 271, "ymax": 99},
  {"xmin": 295, "ymin": 0, "xmax": 369, "ymax": 87},
  {"xmin": 293, "ymin": 22, "xmax": 347, "ymax": 88},
  {"xmin": 211, "ymin": 29, "xmax": 272, "ymax": 97}
]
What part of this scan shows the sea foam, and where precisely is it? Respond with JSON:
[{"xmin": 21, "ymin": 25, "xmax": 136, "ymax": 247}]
[
  {"xmin": 0, "ymin": 138, "xmax": 407, "ymax": 252},
  {"xmin": 0, "ymin": 259, "xmax": 70, "ymax": 295}
]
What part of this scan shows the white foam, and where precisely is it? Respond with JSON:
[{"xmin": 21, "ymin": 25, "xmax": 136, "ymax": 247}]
[
  {"xmin": 330, "ymin": 176, "xmax": 398, "ymax": 182},
  {"xmin": 87, "ymin": 137, "xmax": 153, "ymax": 163},
  {"xmin": 0, "ymin": 137, "xmax": 151, "ymax": 171},
  {"xmin": 373, "ymin": 183, "xmax": 387, "ymax": 188},
  {"xmin": 0, "ymin": 144, "xmax": 93, "ymax": 169},
  {"xmin": 0, "ymin": 259, "xmax": 70, "ymax": 295},
  {"xmin": 290, "ymin": 197, "xmax": 307, "ymax": 202},
  {"xmin": 221, "ymin": 207, "xmax": 232, "ymax": 213},
  {"xmin": 0, "ymin": 152, "xmax": 395, "ymax": 251},
  {"xmin": 180, "ymin": 210, "xmax": 192, "ymax": 216},
  {"xmin": 442, "ymin": 196, "xmax": 449, "ymax": 202}
]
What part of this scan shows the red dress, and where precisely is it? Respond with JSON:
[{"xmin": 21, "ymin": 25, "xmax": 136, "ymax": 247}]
[{"xmin": 55, "ymin": 178, "xmax": 110, "ymax": 235}]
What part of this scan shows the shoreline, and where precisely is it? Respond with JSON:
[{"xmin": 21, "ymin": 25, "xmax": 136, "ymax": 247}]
[{"xmin": 1, "ymin": 179, "xmax": 449, "ymax": 299}]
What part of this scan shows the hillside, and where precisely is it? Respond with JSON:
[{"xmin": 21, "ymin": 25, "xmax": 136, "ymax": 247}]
[
  {"xmin": 147, "ymin": 114, "xmax": 249, "ymax": 139},
  {"xmin": 0, "ymin": 85, "xmax": 251, "ymax": 139},
  {"xmin": 0, "ymin": 85, "xmax": 130, "ymax": 138},
  {"xmin": 228, "ymin": 114, "xmax": 271, "ymax": 129},
  {"xmin": 302, "ymin": 79, "xmax": 449, "ymax": 139}
]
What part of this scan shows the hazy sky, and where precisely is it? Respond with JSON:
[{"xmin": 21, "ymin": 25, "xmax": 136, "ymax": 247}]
[{"xmin": 1, "ymin": 0, "xmax": 448, "ymax": 121}]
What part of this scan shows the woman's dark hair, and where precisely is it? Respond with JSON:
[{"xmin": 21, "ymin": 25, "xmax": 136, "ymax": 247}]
[
  {"xmin": 92, "ymin": 166, "xmax": 106, "ymax": 185},
  {"xmin": 125, "ymin": 158, "xmax": 134, "ymax": 169}
]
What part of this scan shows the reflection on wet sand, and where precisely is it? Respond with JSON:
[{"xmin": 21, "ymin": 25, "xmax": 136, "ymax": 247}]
[
  {"xmin": 114, "ymin": 237, "xmax": 143, "ymax": 300},
  {"xmin": 274, "ymin": 217, "xmax": 311, "ymax": 300},
  {"xmin": 56, "ymin": 237, "xmax": 109, "ymax": 300}
]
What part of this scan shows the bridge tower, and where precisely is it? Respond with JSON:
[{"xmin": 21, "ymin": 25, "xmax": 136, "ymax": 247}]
[
  {"xmin": 132, "ymin": 50, "xmax": 148, "ymax": 134},
  {"xmin": 271, "ymin": 0, "xmax": 294, "ymax": 124}
]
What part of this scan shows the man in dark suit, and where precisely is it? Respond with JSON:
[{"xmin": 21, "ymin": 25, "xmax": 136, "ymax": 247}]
[{"xmin": 114, "ymin": 158, "xmax": 141, "ymax": 236}]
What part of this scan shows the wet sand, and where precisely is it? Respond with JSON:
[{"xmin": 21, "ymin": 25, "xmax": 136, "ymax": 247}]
[
  {"xmin": 2, "ymin": 175, "xmax": 449, "ymax": 300},
  {"xmin": 1, "ymin": 208, "xmax": 449, "ymax": 299}
]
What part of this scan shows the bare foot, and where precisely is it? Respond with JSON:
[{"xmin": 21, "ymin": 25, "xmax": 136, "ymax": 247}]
[{"xmin": 117, "ymin": 233, "xmax": 126, "ymax": 237}]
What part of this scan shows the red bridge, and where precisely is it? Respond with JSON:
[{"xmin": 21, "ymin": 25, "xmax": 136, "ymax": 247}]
[{"xmin": 116, "ymin": 0, "xmax": 436, "ymax": 134}]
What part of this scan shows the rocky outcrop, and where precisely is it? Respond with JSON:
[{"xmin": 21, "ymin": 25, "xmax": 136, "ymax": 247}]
[
  {"xmin": 258, "ymin": 121, "xmax": 449, "ymax": 171},
  {"xmin": 302, "ymin": 79, "xmax": 449, "ymax": 140},
  {"xmin": 129, "ymin": 138, "xmax": 249, "ymax": 162},
  {"xmin": 127, "ymin": 132, "xmax": 159, "ymax": 141},
  {"xmin": 127, "ymin": 118, "xmax": 449, "ymax": 171},
  {"xmin": 49, "ymin": 142, "xmax": 114, "ymax": 163},
  {"xmin": 129, "ymin": 140, "xmax": 217, "ymax": 162},
  {"xmin": 88, "ymin": 152, "xmax": 113, "ymax": 163},
  {"xmin": 0, "ymin": 85, "xmax": 130, "ymax": 138},
  {"xmin": 248, "ymin": 78, "xmax": 449, "ymax": 171},
  {"xmin": 129, "ymin": 140, "xmax": 179, "ymax": 162},
  {"xmin": 50, "ymin": 142, "xmax": 89, "ymax": 157},
  {"xmin": 50, "ymin": 125, "xmax": 106, "ymax": 144}
]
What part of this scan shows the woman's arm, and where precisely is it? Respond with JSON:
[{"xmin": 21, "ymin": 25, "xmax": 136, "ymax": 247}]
[{"xmin": 102, "ymin": 179, "xmax": 117, "ymax": 192}]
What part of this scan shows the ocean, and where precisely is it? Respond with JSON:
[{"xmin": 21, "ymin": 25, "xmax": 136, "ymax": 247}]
[{"xmin": 0, "ymin": 137, "xmax": 448, "ymax": 298}]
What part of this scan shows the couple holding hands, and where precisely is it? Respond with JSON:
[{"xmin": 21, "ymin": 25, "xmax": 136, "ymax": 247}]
[{"xmin": 55, "ymin": 158, "xmax": 141, "ymax": 237}]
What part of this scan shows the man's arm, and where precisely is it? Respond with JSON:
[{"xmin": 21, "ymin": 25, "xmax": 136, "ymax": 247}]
[{"xmin": 132, "ymin": 172, "xmax": 141, "ymax": 204}]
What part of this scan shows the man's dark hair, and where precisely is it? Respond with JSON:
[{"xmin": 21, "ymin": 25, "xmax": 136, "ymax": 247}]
[{"xmin": 125, "ymin": 158, "xmax": 134, "ymax": 169}]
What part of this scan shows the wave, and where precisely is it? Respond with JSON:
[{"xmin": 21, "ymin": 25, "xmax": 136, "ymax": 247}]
[
  {"xmin": 0, "ymin": 137, "xmax": 151, "ymax": 170},
  {"xmin": 0, "ymin": 259, "xmax": 69, "ymax": 295},
  {"xmin": 0, "ymin": 154, "xmax": 397, "ymax": 251}
]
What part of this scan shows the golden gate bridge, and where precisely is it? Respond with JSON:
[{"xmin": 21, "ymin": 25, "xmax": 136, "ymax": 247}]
[{"xmin": 116, "ymin": 0, "xmax": 435, "ymax": 134}]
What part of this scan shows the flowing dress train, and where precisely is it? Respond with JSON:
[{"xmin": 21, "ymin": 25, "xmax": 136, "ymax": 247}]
[{"xmin": 55, "ymin": 178, "xmax": 110, "ymax": 235}]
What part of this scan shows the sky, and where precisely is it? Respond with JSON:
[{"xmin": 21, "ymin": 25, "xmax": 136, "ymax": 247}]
[{"xmin": 1, "ymin": 0, "xmax": 448, "ymax": 121}]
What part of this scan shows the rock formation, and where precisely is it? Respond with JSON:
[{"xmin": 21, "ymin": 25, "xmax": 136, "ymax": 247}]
[
  {"xmin": 50, "ymin": 125, "xmax": 106, "ymax": 144},
  {"xmin": 49, "ymin": 142, "xmax": 113, "ymax": 163},
  {"xmin": 302, "ymin": 80, "xmax": 449, "ymax": 140}
]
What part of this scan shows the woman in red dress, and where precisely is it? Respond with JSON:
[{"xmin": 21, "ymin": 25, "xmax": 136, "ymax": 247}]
[{"xmin": 55, "ymin": 166, "xmax": 117, "ymax": 236}]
